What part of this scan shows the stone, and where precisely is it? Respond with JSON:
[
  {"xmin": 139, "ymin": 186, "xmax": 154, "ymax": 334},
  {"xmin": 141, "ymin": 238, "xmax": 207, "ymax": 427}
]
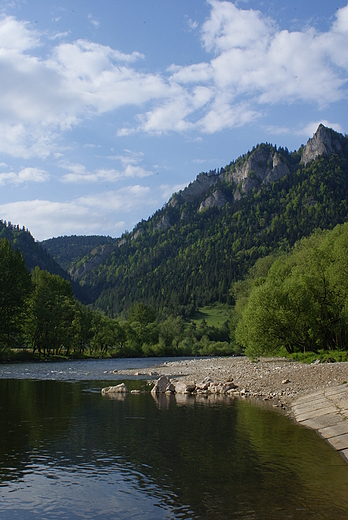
[
  {"xmin": 221, "ymin": 381, "xmax": 237, "ymax": 391},
  {"xmin": 174, "ymin": 381, "xmax": 196, "ymax": 394},
  {"xmin": 101, "ymin": 383, "xmax": 128, "ymax": 395},
  {"xmin": 151, "ymin": 375, "xmax": 174, "ymax": 395}
]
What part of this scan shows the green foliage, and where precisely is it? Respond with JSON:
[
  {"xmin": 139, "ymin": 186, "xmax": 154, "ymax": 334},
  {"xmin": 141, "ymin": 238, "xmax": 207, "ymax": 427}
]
[
  {"xmin": 0, "ymin": 220, "xmax": 89, "ymax": 303},
  {"xmin": 1, "ymin": 239, "xmax": 235, "ymax": 359},
  {"xmin": 41, "ymin": 235, "xmax": 115, "ymax": 271},
  {"xmin": 25, "ymin": 268, "xmax": 77, "ymax": 356},
  {"xmin": 191, "ymin": 303, "xmax": 232, "ymax": 328},
  {"xmin": 236, "ymin": 223, "xmax": 348, "ymax": 357},
  {"xmin": 286, "ymin": 350, "xmax": 348, "ymax": 364},
  {"xmin": 0, "ymin": 239, "xmax": 32, "ymax": 351}
]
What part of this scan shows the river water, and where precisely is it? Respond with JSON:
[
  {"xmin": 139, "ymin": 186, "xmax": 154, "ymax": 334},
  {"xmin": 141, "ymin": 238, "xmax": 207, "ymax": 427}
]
[{"xmin": 1, "ymin": 358, "xmax": 348, "ymax": 519}]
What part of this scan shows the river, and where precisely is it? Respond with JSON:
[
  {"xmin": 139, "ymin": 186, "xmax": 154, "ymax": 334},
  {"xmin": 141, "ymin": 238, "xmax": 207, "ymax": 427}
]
[{"xmin": 1, "ymin": 358, "xmax": 348, "ymax": 519}]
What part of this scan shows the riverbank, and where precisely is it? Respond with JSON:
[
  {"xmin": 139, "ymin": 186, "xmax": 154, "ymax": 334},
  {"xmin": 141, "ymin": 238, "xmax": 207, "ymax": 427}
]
[
  {"xmin": 116, "ymin": 356, "xmax": 348, "ymax": 408},
  {"xmin": 116, "ymin": 356, "xmax": 348, "ymax": 461}
]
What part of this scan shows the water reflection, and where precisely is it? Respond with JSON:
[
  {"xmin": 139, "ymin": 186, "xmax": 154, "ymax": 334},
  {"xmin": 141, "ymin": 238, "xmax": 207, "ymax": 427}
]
[{"xmin": 1, "ymin": 379, "xmax": 348, "ymax": 519}]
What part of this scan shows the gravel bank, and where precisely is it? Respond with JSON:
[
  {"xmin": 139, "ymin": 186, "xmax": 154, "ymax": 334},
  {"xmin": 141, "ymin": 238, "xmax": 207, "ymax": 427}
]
[{"xmin": 118, "ymin": 356, "xmax": 348, "ymax": 414}]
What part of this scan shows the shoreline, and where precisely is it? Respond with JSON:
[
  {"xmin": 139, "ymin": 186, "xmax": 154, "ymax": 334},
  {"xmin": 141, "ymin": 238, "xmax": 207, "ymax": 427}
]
[
  {"xmin": 116, "ymin": 356, "xmax": 348, "ymax": 462},
  {"xmin": 117, "ymin": 356, "xmax": 348, "ymax": 410}
]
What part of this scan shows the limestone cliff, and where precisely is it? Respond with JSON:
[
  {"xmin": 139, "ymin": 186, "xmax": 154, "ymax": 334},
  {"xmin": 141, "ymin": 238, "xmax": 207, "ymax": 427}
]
[
  {"xmin": 301, "ymin": 124, "xmax": 343, "ymax": 165},
  {"xmin": 156, "ymin": 214, "xmax": 171, "ymax": 230},
  {"xmin": 199, "ymin": 190, "xmax": 227, "ymax": 212},
  {"xmin": 169, "ymin": 172, "xmax": 219, "ymax": 207},
  {"xmin": 223, "ymin": 146, "xmax": 290, "ymax": 194}
]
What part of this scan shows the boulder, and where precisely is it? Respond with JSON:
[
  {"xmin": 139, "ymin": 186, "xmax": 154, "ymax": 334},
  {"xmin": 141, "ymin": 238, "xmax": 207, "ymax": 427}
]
[
  {"xmin": 174, "ymin": 381, "xmax": 196, "ymax": 394},
  {"xmin": 151, "ymin": 376, "xmax": 175, "ymax": 395},
  {"xmin": 101, "ymin": 383, "xmax": 128, "ymax": 395}
]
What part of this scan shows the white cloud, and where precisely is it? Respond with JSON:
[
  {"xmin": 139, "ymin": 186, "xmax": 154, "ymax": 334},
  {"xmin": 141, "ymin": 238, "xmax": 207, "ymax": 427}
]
[
  {"xmin": 201, "ymin": 0, "xmax": 273, "ymax": 53},
  {"xmin": 130, "ymin": 2, "xmax": 348, "ymax": 135},
  {"xmin": 0, "ymin": 3, "xmax": 347, "ymax": 157},
  {"xmin": 77, "ymin": 185, "xmax": 153, "ymax": 212},
  {"xmin": 0, "ymin": 167, "xmax": 49, "ymax": 185},
  {"xmin": 300, "ymin": 120, "xmax": 344, "ymax": 137},
  {"xmin": 59, "ymin": 150, "xmax": 153, "ymax": 183},
  {"xmin": 160, "ymin": 183, "xmax": 188, "ymax": 201},
  {"xmin": 88, "ymin": 14, "xmax": 100, "ymax": 28},
  {"xmin": 0, "ymin": 17, "xmax": 170, "ymax": 157},
  {"xmin": 185, "ymin": 16, "xmax": 199, "ymax": 31},
  {"xmin": 0, "ymin": 15, "xmax": 39, "ymax": 50},
  {"xmin": 0, "ymin": 186, "xmax": 155, "ymax": 240}
]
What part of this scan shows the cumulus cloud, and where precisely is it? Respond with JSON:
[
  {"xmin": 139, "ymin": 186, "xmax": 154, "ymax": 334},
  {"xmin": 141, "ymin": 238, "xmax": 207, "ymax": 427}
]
[
  {"xmin": 59, "ymin": 150, "xmax": 153, "ymax": 183},
  {"xmin": 0, "ymin": 16, "xmax": 169, "ymax": 157},
  {"xmin": 0, "ymin": 3, "xmax": 347, "ymax": 157},
  {"xmin": 127, "ymin": 2, "xmax": 348, "ymax": 134},
  {"xmin": 0, "ymin": 185, "xmax": 154, "ymax": 240},
  {"xmin": 0, "ymin": 167, "xmax": 49, "ymax": 185}
]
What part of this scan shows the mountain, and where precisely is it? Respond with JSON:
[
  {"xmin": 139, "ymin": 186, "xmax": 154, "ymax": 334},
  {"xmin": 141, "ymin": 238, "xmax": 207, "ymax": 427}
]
[
  {"xmin": 2, "ymin": 123, "xmax": 345, "ymax": 322},
  {"xmin": 0, "ymin": 221, "xmax": 90, "ymax": 303},
  {"xmin": 30, "ymin": 125, "xmax": 348, "ymax": 316},
  {"xmin": 41, "ymin": 235, "xmax": 116, "ymax": 272}
]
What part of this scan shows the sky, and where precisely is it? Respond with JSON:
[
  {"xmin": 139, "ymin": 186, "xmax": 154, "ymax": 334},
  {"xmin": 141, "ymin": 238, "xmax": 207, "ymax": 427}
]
[{"xmin": 0, "ymin": 0, "xmax": 347, "ymax": 241}]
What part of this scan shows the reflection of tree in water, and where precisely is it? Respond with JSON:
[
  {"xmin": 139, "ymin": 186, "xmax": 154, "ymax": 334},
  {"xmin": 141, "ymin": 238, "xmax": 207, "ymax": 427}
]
[
  {"xmin": 0, "ymin": 379, "xmax": 81, "ymax": 483},
  {"xmin": 1, "ymin": 379, "xmax": 348, "ymax": 519}
]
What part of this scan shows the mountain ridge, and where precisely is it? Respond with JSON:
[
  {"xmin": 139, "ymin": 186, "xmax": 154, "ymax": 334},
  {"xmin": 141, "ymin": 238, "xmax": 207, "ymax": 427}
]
[{"xmin": 40, "ymin": 124, "xmax": 348, "ymax": 317}]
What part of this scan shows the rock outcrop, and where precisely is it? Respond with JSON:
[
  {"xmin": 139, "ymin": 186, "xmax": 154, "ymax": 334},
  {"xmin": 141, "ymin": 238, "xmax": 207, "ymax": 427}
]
[
  {"xmin": 69, "ymin": 243, "xmax": 112, "ymax": 281},
  {"xmin": 169, "ymin": 172, "xmax": 219, "ymax": 207},
  {"xmin": 131, "ymin": 228, "xmax": 144, "ymax": 241},
  {"xmin": 301, "ymin": 124, "xmax": 343, "ymax": 165},
  {"xmin": 156, "ymin": 214, "xmax": 171, "ymax": 230},
  {"xmin": 199, "ymin": 190, "xmax": 227, "ymax": 212},
  {"xmin": 151, "ymin": 375, "xmax": 237, "ymax": 397},
  {"xmin": 224, "ymin": 146, "xmax": 290, "ymax": 194},
  {"xmin": 151, "ymin": 375, "xmax": 175, "ymax": 395}
]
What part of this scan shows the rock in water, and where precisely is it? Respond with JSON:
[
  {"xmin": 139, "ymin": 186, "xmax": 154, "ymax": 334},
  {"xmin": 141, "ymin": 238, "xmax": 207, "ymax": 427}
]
[
  {"xmin": 151, "ymin": 376, "xmax": 175, "ymax": 395},
  {"xmin": 174, "ymin": 381, "xmax": 196, "ymax": 394},
  {"xmin": 101, "ymin": 383, "xmax": 128, "ymax": 395}
]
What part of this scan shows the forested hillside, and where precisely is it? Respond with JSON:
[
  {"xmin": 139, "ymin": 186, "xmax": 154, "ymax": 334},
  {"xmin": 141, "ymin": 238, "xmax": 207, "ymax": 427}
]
[
  {"xmin": 2, "ymin": 124, "xmax": 348, "ymax": 360},
  {"xmin": 0, "ymin": 220, "xmax": 89, "ymax": 303},
  {"xmin": 47, "ymin": 125, "xmax": 347, "ymax": 318},
  {"xmin": 42, "ymin": 235, "xmax": 116, "ymax": 271}
]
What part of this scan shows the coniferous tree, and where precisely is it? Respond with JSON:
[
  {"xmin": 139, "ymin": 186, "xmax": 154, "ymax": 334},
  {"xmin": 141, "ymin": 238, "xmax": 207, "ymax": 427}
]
[{"xmin": 0, "ymin": 239, "xmax": 32, "ymax": 350}]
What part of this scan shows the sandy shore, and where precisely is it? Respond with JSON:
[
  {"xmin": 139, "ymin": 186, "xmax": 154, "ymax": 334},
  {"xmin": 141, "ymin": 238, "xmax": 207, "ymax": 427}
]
[{"xmin": 118, "ymin": 356, "xmax": 348, "ymax": 413}]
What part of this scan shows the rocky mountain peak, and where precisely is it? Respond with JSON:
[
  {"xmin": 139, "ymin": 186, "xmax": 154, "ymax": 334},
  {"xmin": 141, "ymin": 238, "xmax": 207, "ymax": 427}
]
[
  {"xmin": 301, "ymin": 124, "xmax": 343, "ymax": 165},
  {"xmin": 224, "ymin": 145, "xmax": 289, "ymax": 194}
]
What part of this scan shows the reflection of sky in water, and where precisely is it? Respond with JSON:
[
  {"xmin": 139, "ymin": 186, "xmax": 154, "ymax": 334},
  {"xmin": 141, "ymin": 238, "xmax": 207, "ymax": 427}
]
[
  {"xmin": 0, "ymin": 459, "xmax": 192, "ymax": 519},
  {"xmin": 1, "ymin": 373, "xmax": 348, "ymax": 519}
]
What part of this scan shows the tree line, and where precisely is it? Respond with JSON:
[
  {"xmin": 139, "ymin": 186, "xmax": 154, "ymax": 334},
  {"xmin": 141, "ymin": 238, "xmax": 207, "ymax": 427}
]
[
  {"xmin": 233, "ymin": 222, "xmax": 348, "ymax": 359},
  {"xmin": 0, "ymin": 238, "xmax": 234, "ymax": 359}
]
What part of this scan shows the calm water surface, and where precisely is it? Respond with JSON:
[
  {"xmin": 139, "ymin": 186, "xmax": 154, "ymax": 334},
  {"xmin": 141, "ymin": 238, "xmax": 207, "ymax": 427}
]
[{"xmin": 0, "ymin": 358, "xmax": 348, "ymax": 519}]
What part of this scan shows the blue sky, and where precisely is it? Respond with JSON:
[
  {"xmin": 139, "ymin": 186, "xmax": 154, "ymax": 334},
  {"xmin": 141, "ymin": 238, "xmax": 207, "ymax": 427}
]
[{"xmin": 0, "ymin": 0, "xmax": 347, "ymax": 240}]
